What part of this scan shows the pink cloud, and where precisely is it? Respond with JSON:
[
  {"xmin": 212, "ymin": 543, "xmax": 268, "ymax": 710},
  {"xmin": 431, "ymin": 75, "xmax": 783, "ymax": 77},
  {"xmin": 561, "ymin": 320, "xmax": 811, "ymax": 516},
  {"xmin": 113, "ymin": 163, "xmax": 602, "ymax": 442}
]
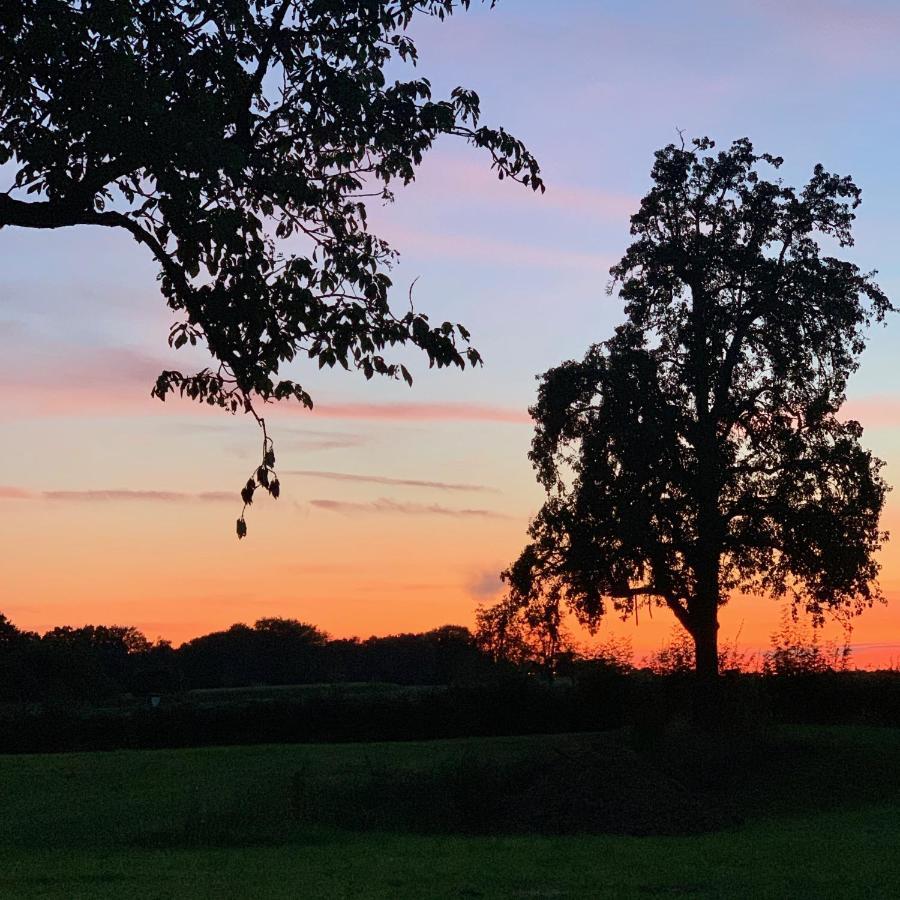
[
  {"xmin": 1, "ymin": 326, "xmax": 531, "ymax": 428},
  {"xmin": 0, "ymin": 486, "xmax": 33, "ymax": 499},
  {"xmin": 393, "ymin": 155, "xmax": 637, "ymax": 223},
  {"xmin": 7, "ymin": 343, "xmax": 892, "ymax": 438},
  {"xmin": 0, "ymin": 381, "xmax": 210, "ymax": 421},
  {"xmin": 308, "ymin": 401, "xmax": 530, "ymax": 424},
  {"xmin": 381, "ymin": 224, "xmax": 612, "ymax": 273},
  {"xmin": 2, "ymin": 376, "xmax": 533, "ymax": 427},
  {"xmin": 0, "ymin": 338, "xmax": 184, "ymax": 419},
  {"xmin": 0, "ymin": 486, "xmax": 234, "ymax": 503},
  {"xmin": 0, "ymin": 346, "xmax": 164, "ymax": 390},
  {"xmin": 286, "ymin": 469, "xmax": 498, "ymax": 493},
  {"xmin": 310, "ymin": 497, "xmax": 510, "ymax": 519},
  {"xmin": 44, "ymin": 489, "xmax": 234, "ymax": 503}
]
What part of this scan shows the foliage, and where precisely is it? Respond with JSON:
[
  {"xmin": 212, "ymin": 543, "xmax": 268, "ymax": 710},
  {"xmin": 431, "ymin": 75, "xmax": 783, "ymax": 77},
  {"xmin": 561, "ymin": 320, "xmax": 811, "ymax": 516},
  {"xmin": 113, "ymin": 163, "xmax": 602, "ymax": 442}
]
[
  {"xmin": 497, "ymin": 136, "xmax": 892, "ymax": 679},
  {"xmin": 0, "ymin": 0, "xmax": 542, "ymax": 533},
  {"xmin": 474, "ymin": 594, "xmax": 571, "ymax": 674},
  {"xmin": 642, "ymin": 627, "xmax": 756, "ymax": 675},
  {"xmin": 579, "ymin": 634, "xmax": 633, "ymax": 672},
  {"xmin": 4, "ymin": 608, "xmax": 900, "ymax": 755},
  {"xmin": 179, "ymin": 618, "xmax": 329, "ymax": 687},
  {"xmin": 643, "ymin": 629, "xmax": 697, "ymax": 676},
  {"xmin": 0, "ymin": 618, "xmax": 176, "ymax": 702},
  {"xmin": 42, "ymin": 624, "xmax": 152, "ymax": 656},
  {"xmin": 0, "ymin": 614, "xmax": 21, "ymax": 645},
  {"xmin": 0, "ymin": 611, "xmax": 492, "ymax": 700},
  {"xmin": 474, "ymin": 600, "xmax": 636, "ymax": 677},
  {"xmin": 762, "ymin": 609, "xmax": 852, "ymax": 675}
]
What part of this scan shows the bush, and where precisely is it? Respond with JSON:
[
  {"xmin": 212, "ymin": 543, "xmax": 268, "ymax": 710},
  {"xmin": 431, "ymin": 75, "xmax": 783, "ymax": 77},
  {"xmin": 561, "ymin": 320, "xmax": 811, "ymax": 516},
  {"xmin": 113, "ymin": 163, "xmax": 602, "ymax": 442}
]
[{"xmin": 762, "ymin": 611, "xmax": 852, "ymax": 676}]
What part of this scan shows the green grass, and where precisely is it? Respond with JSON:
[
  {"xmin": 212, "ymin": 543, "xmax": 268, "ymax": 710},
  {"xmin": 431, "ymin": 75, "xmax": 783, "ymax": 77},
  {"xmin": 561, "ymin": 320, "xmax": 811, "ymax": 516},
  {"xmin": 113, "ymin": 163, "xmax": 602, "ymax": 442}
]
[{"xmin": 0, "ymin": 727, "xmax": 898, "ymax": 898}]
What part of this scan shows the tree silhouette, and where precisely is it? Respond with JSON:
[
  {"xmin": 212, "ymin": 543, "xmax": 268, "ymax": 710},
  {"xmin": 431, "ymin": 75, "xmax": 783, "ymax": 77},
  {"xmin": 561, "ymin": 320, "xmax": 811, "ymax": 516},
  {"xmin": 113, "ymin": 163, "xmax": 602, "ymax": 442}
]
[
  {"xmin": 0, "ymin": 1, "xmax": 541, "ymax": 534},
  {"xmin": 475, "ymin": 594, "xmax": 569, "ymax": 675},
  {"xmin": 499, "ymin": 137, "xmax": 891, "ymax": 686}
]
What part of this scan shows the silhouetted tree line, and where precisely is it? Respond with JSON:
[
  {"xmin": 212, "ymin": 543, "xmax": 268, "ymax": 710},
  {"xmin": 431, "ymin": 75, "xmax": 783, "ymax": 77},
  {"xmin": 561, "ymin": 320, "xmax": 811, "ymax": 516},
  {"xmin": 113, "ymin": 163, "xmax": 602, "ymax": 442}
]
[
  {"xmin": 1, "ymin": 611, "xmax": 899, "ymax": 753},
  {"xmin": 1, "ymin": 611, "xmax": 897, "ymax": 701},
  {"xmin": 0, "ymin": 613, "xmax": 496, "ymax": 703}
]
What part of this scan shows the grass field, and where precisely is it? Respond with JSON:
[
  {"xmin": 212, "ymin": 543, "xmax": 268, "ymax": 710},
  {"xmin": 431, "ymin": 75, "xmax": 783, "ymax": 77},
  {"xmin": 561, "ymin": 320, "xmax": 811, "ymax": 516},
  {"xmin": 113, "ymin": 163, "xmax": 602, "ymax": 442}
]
[{"xmin": 0, "ymin": 726, "xmax": 898, "ymax": 898}]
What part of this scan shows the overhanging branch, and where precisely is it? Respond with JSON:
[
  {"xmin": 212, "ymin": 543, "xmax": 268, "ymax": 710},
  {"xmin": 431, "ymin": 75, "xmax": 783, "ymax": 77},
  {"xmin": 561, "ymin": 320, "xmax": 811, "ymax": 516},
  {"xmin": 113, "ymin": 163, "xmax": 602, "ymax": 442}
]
[
  {"xmin": 0, "ymin": 194, "xmax": 100, "ymax": 229},
  {"xmin": 0, "ymin": 195, "xmax": 191, "ymax": 302}
]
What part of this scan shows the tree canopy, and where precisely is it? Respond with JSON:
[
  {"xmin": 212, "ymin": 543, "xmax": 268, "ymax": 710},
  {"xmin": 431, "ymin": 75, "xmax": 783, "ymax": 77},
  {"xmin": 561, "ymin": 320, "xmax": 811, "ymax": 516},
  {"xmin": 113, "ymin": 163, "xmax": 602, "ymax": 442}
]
[
  {"xmin": 0, "ymin": 0, "xmax": 541, "ymax": 534},
  {"xmin": 496, "ymin": 137, "xmax": 892, "ymax": 681}
]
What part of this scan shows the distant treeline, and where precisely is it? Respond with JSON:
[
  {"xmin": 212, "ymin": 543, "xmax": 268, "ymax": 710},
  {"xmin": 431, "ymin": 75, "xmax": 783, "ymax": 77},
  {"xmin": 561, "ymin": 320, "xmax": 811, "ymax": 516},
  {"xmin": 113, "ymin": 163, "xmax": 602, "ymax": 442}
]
[
  {"xmin": 1, "ymin": 612, "xmax": 899, "ymax": 754},
  {"xmin": 0, "ymin": 611, "xmax": 896, "ymax": 703},
  {"xmin": 1, "ymin": 609, "xmax": 883, "ymax": 706},
  {"xmin": 0, "ymin": 614, "xmax": 498, "ymax": 703}
]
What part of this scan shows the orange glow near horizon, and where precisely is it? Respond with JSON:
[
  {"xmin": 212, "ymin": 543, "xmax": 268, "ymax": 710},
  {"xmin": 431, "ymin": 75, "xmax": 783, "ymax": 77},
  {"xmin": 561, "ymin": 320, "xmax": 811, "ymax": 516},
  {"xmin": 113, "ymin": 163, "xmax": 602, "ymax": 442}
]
[{"xmin": 4, "ymin": 446, "xmax": 900, "ymax": 670}]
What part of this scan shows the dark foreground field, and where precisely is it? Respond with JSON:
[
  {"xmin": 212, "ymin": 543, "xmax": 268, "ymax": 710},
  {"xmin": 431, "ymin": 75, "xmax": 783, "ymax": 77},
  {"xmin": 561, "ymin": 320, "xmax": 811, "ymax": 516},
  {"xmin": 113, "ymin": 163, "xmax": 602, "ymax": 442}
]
[{"xmin": 1, "ymin": 726, "xmax": 898, "ymax": 898}]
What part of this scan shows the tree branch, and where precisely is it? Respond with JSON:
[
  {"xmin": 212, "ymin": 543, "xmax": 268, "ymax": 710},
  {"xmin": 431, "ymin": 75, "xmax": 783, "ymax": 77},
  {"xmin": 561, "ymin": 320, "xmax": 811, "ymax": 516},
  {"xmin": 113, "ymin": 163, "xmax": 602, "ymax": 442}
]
[
  {"xmin": 0, "ymin": 195, "xmax": 191, "ymax": 301},
  {"xmin": 606, "ymin": 583, "xmax": 692, "ymax": 631},
  {"xmin": 237, "ymin": 0, "xmax": 294, "ymax": 149},
  {"xmin": 0, "ymin": 194, "xmax": 98, "ymax": 229},
  {"xmin": 663, "ymin": 594, "xmax": 693, "ymax": 631}
]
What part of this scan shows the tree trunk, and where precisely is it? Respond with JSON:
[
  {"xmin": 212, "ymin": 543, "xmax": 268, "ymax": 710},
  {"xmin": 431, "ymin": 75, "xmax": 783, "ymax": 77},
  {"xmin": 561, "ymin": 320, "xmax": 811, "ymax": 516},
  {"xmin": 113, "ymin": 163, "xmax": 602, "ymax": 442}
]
[
  {"xmin": 691, "ymin": 582, "xmax": 721, "ymax": 729},
  {"xmin": 692, "ymin": 536, "xmax": 721, "ymax": 677},
  {"xmin": 693, "ymin": 615, "xmax": 719, "ymax": 682},
  {"xmin": 689, "ymin": 615, "xmax": 720, "ymax": 729}
]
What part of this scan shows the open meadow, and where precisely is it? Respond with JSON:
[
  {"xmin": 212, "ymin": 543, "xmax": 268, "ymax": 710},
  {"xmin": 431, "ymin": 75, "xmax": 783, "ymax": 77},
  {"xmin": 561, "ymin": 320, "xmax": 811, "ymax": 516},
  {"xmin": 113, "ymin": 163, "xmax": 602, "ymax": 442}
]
[{"xmin": 1, "ymin": 725, "xmax": 898, "ymax": 899}]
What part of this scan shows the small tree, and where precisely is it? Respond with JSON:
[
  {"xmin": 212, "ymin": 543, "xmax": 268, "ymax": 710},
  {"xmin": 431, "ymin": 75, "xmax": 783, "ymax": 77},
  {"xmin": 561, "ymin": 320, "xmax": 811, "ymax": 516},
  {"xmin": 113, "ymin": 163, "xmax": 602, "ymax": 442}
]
[
  {"xmin": 582, "ymin": 634, "xmax": 633, "ymax": 673},
  {"xmin": 0, "ymin": 614, "xmax": 21, "ymax": 646},
  {"xmin": 474, "ymin": 595, "xmax": 570, "ymax": 675},
  {"xmin": 0, "ymin": 1, "xmax": 541, "ymax": 534},
  {"xmin": 498, "ymin": 137, "xmax": 891, "ymax": 686},
  {"xmin": 643, "ymin": 629, "xmax": 697, "ymax": 676},
  {"xmin": 762, "ymin": 609, "xmax": 852, "ymax": 675}
]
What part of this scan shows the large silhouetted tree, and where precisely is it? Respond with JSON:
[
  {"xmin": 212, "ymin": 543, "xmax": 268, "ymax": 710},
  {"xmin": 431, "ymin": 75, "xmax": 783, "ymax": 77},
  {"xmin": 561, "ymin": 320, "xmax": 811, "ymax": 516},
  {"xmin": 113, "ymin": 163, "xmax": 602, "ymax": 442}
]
[
  {"xmin": 0, "ymin": 1, "xmax": 541, "ymax": 534},
  {"xmin": 498, "ymin": 137, "xmax": 891, "ymax": 685}
]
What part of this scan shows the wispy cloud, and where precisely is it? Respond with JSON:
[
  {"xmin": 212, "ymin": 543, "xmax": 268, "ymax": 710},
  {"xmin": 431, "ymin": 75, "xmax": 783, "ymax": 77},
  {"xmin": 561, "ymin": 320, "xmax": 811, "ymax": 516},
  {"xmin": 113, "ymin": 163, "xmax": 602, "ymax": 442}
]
[
  {"xmin": 0, "ymin": 336, "xmax": 532, "ymax": 429},
  {"xmin": 393, "ymin": 155, "xmax": 638, "ymax": 223},
  {"xmin": 310, "ymin": 402, "xmax": 530, "ymax": 424},
  {"xmin": 382, "ymin": 224, "xmax": 611, "ymax": 273},
  {"xmin": 3, "ymin": 385, "xmax": 531, "ymax": 428},
  {"xmin": 468, "ymin": 569, "xmax": 505, "ymax": 599},
  {"xmin": 309, "ymin": 497, "xmax": 511, "ymax": 519},
  {"xmin": 277, "ymin": 433, "xmax": 370, "ymax": 452},
  {"xmin": 45, "ymin": 489, "xmax": 234, "ymax": 503},
  {"xmin": 0, "ymin": 348, "xmax": 190, "ymax": 420},
  {"xmin": 0, "ymin": 486, "xmax": 32, "ymax": 499},
  {"xmin": 1, "ymin": 486, "xmax": 234, "ymax": 503},
  {"xmin": 848, "ymin": 641, "xmax": 900, "ymax": 651},
  {"xmin": 286, "ymin": 469, "xmax": 497, "ymax": 493},
  {"xmin": 0, "ymin": 341, "xmax": 167, "ymax": 390},
  {"xmin": 172, "ymin": 421, "xmax": 369, "ymax": 453}
]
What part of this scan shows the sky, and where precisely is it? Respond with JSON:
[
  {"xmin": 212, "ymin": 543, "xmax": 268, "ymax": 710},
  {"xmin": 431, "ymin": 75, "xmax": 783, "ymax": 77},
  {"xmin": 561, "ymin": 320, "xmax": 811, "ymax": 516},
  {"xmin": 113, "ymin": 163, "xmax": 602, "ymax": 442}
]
[{"xmin": 3, "ymin": 0, "xmax": 900, "ymax": 665}]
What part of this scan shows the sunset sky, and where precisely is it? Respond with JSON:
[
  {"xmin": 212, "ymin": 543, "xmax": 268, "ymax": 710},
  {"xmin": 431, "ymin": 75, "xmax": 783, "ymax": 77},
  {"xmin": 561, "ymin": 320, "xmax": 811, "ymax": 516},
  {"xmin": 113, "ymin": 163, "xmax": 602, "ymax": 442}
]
[{"xmin": 3, "ymin": 0, "xmax": 900, "ymax": 665}]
